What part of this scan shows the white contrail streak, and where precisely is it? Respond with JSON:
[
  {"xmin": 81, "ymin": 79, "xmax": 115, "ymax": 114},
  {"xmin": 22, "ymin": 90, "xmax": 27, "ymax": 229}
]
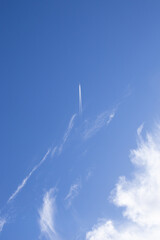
[
  {"xmin": 0, "ymin": 218, "xmax": 6, "ymax": 232},
  {"xmin": 79, "ymin": 84, "xmax": 82, "ymax": 115},
  {"xmin": 8, "ymin": 112, "xmax": 76, "ymax": 203},
  {"xmin": 59, "ymin": 114, "xmax": 77, "ymax": 154},
  {"xmin": 8, "ymin": 149, "xmax": 51, "ymax": 203}
]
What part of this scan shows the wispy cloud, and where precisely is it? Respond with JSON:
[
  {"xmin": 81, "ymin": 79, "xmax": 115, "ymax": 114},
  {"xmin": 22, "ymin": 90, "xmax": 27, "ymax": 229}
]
[
  {"xmin": 106, "ymin": 111, "xmax": 116, "ymax": 125},
  {"xmin": 137, "ymin": 123, "xmax": 144, "ymax": 137},
  {"xmin": 51, "ymin": 146, "xmax": 57, "ymax": 158},
  {"xmin": 86, "ymin": 169, "xmax": 93, "ymax": 181},
  {"xmin": 7, "ymin": 113, "xmax": 76, "ymax": 204},
  {"xmin": 79, "ymin": 84, "xmax": 82, "ymax": 115},
  {"xmin": 0, "ymin": 218, "xmax": 6, "ymax": 232},
  {"xmin": 86, "ymin": 125, "xmax": 160, "ymax": 240},
  {"xmin": 39, "ymin": 188, "xmax": 58, "ymax": 240},
  {"xmin": 83, "ymin": 109, "xmax": 116, "ymax": 139},
  {"xmin": 58, "ymin": 114, "xmax": 77, "ymax": 154},
  {"xmin": 65, "ymin": 180, "xmax": 81, "ymax": 208},
  {"xmin": 8, "ymin": 149, "xmax": 51, "ymax": 203}
]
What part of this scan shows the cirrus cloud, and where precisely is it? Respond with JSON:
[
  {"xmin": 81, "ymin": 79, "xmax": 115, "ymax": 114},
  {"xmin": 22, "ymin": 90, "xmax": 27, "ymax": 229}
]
[
  {"xmin": 0, "ymin": 218, "xmax": 6, "ymax": 232},
  {"xmin": 39, "ymin": 188, "xmax": 58, "ymax": 240}
]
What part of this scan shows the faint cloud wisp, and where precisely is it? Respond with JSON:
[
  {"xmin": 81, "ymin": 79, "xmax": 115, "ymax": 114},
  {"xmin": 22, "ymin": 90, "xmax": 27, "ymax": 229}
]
[
  {"xmin": 39, "ymin": 188, "xmax": 58, "ymax": 240},
  {"xmin": 58, "ymin": 113, "xmax": 77, "ymax": 154},
  {"xmin": 0, "ymin": 218, "xmax": 6, "ymax": 232},
  {"xmin": 83, "ymin": 109, "xmax": 116, "ymax": 139},
  {"xmin": 8, "ymin": 149, "xmax": 51, "ymax": 203},
  {"xmin": 137, "ymin": 123, "xmax": 144, "ymax": 137},
  {"xmin": 65, "ymin": 180, "xmax": 81, "ymax": 208}
]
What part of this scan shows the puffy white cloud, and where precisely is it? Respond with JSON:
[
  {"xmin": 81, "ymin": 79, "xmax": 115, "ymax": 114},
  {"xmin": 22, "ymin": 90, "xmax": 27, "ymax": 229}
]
[
  {"xmin": 39, "ymin": 188, "xmax": 58, "ymax": 240},
  {"xmin": 86, "ymin": 220, "xmax": 160, "ymax": 240},
  {"xmin": 86, "ymin": 125, "xmax": 160, "ymax": 240}
]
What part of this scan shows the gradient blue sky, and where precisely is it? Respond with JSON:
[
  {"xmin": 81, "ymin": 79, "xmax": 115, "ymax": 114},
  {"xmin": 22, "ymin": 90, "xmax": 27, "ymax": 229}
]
[{"xmin": 0, "ymin": 1, "xmax": 160, "ymax": 239}]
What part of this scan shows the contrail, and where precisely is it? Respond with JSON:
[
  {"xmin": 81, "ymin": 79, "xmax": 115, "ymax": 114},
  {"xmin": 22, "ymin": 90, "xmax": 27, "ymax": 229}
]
[
  {"xmin": 79, "ymin": 84, "xmax": 82, "ymax": 115},
  {"xmin": 0, "ymin": 218, "xmax": 6, "ymax": 232},
  {"xmin": 7, "ymin": 149, "xmax": 52, "ymax": 203},
  {"xmin": 7, "ymin": 112, "xmax": 77, "ymax": 203},
  {"xmin": 58, "ymin": 114, "xmax": 77, "ymax": 154}
]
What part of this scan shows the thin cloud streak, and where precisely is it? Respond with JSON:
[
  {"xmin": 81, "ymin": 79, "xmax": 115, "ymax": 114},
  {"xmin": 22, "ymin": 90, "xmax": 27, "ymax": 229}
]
[
  {"xmin": 7, "ymin": 113, "xmax": 76, "ymax": 204},
  {"xmin": 0, "ymin": 218, "xmax": 6, "ymax": 232},
  {"xmin": 8, "ymin": 149, "xmax": 51, "ymax": 203},
  {"xmin": 39, "ymin": 188, "xmax": 58, "ymax": 240},
  {"xmin": 84, "ymin": 109, "xmax": 116, "ymax": 139},
  {"xmin": 65, "ymin": 180, "xmax": 81, "ymax": 208},
  {"xmin": 51, "ymin": 146, "xmax": 57, "ymax": 158},
  {"xmin": 79, "ymin": 84, "xmax": 82, "ymax": 115},
  {"xmin": 137, "ymin": 123, "xmax": 144, "ymax": 137},
  {"xmin": 86, "ymin": 126, "xmax": 160, "ymax": 240},
  {"xmin": 58, "ymin": 113, "xmax": 77, "ymax": 154}
]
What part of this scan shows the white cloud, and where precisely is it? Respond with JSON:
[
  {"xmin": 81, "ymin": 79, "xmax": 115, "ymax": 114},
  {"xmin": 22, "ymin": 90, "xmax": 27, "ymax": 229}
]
[
  {"xmin": 86, "ymin": 220, "xmax": 160, "ymax": 240},
  {"xmin": 137, "ymin": 123, "xmax": 144, "ymax": 137},
  {"xmin": 79, "ymin": 84, "xmax": 82, "ymax": 115},
  {"xmin": 0, "ymin": 218, "xmax": 6, "ymax": 232},
  {"xmin": 59, "ymin": 114, "xmax": 77, "ymax": 154},
  {"xmin": 106, "ymin": 111, "xmax": 116, "ymax": 125},
  {"xmin": 83, "ymin": 109, "xmax": 116, "ymax": 139},
  {"xmin": 39, "ymin": 188, "xmax": 58, "ymax": 240},
  {"xmin": 86, "ymin": 125, "xmax": 160, "ymax": 240},
  {"xmin": 8, "ymin": 149, "xmax": 51, "ymax": 203},
  {"xmin": 86, "ymin": 169, "xmax": 93, "ymax": 181},
  {"xmin": 51, "ymin": 146, "xmax": 57, "ymax": 158},
  {"xmin": 65, "ymin": 180, "xmax": 81, "ymax": 208}
]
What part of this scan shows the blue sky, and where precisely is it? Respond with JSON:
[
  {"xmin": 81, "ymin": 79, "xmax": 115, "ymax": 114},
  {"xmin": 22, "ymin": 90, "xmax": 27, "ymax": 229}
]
[{"xmin": 0, "ymin": 1, "xmax": 160, "ymax": 239}]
